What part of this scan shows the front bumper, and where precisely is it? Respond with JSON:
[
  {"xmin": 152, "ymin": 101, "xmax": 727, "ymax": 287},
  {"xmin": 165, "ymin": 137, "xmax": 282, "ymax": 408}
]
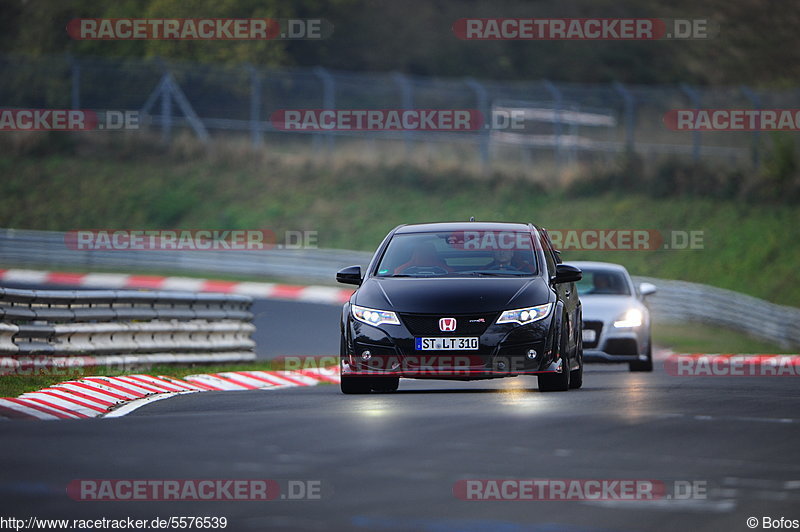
[
  {"xmin": 343, "ymin": 311, "xmax": 562, "ymax": 380},
  {"xmin": 582, "ymin": 330, "xmax": 647, "ymax": 364}
]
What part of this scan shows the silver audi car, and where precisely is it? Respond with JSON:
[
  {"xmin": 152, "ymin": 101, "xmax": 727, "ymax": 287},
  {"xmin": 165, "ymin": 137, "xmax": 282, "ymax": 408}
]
[{"xmin": 572, "ymin": 261, "xmax": 656, "ymax": 372}]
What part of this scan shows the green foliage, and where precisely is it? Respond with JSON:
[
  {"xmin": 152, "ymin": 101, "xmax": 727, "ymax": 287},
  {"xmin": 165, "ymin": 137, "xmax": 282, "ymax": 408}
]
[
  {"xmin": 653, "ymin": 322, "xmax": 796, "ymax": 355},
  {"xmin": 1, "ymin": 0, "xmax": 799, "ymax": 85},
  {"xmin": 1, "ymin": 136, "xmax": 798, "ymax": 306},
  {"xmin": 759, "ymin": 133, "xmax": 800, "ymax": 201}
]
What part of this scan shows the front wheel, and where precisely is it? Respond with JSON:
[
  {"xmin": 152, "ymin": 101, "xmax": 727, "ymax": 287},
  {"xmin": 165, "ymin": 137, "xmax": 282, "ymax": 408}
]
[
  {"xmin": 538, "ymin": 361, "xmax": 570, "ymax": 392},
  {"xmin": 629, "ymin": 340, "xmax": 653, "ymax": 372},
  {"xmin": 340, "ymin": 375, "xmax": 371, "ymax": 394},
  {"xmin": 569, "ymin": 331, "xmax": 583, "ymax": 389},
  {"xmin": 371, "ymin": 376, "xmax": 399, "ymax": 393},
  {"xmin": 340, "ymin": 334, "xmax": 371, "ymax": 394},
  {"xmin": 539, "ymin": 324, "xmax": 571, "ymax": 392},
  {"xmin": 569, "ymin": 365, "xmax": 583, "ymax": 389}
]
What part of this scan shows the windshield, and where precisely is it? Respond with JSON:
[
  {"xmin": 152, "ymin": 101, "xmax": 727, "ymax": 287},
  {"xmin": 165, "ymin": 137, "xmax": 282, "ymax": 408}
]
[
  {"xmin": 375, "ymin": 231, "xmax": 538, "ymax": 278},
  {"xmin": 576, "ymin": 268, "xmax": 631, "ymax": 296}
]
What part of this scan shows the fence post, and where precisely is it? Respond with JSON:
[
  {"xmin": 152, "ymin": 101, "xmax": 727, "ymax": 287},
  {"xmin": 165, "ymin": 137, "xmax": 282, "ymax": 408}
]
[
  {"xmin": 248, "ymin": 65, "xmax": 262, "ymax": 148},
  {"xmin": 70, "ymin": 56, "xmax": 80, "ymax": 110},
  {"xmin": 466, "ymin": 77, "xmax": 489, "ymax": 169},
  {"xmin": 392, "ymin": 72, "xmax": 414, "ymax": 155},
  {"xmin": 313, "ymin": 67, "xmax": 336, "ymax": 153},
  {"xmin": 543, "ymin": 80, "xmax": 563, "ymax": 170},
  {"xmin": 740, "ymin": 85, "xmax": 762, "ymax": 169},
  {"xmin": 160, "ymin": 77, "xmax": 172, "ymax": 143},
  {"xmin": 153, "ymin": 58, "xmax": 172, "ymax": 143},
  {"xmin": 613, "ymin": 81, "xmax": 636, "ymax": 153},
  {"xmin": 162, "ymin": 73, "xmax": 209, "ymax": 143},
  {"xmin": 680, "ymin": 83, "xmax": 701, "ymax": 162}
]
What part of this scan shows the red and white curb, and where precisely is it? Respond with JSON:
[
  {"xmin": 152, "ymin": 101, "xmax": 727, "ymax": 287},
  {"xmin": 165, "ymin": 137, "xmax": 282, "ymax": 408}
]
[
  {"xmin": 0, "ymin": 367, "xmax": 340, "ymax": 421},
  {"xmin": 0, "ymin": 268, "xmax": 353, "ymax": 305}
]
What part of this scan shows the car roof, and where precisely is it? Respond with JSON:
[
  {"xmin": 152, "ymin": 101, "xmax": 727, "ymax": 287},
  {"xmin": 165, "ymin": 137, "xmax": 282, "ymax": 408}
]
[
  {"xmin": 569, "ymin": 261, "xmax": 630, "ymax": 272},
  {"xmin": 394, "ymin": 222, "xmax": 534, "ymax": 234}
]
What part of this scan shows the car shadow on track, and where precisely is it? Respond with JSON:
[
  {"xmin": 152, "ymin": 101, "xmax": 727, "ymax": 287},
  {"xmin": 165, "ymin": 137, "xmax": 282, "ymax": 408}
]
[{"xmin": 378, "ymin": 386, "xmax": 612, "ymax": 394}]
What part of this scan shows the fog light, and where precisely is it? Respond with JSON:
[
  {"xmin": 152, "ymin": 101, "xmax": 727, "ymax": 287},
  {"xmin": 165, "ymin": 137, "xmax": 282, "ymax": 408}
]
[
  {"xmin": 526, "ymin": 349, "xmax": 538, "ymax": 360},
  {"xmin": 361, "ymin": 350, "xmax": 372, "ymax": 361},
  {"xmin": 496, "ymin": 360, "xmax": 507, "ymax": 371}
]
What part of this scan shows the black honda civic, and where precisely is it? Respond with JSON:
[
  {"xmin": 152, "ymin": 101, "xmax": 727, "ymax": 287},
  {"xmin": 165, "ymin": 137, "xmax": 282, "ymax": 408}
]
[{"xmin": 336, "ymin": 221, "xmax": 583, "ymax": 393}]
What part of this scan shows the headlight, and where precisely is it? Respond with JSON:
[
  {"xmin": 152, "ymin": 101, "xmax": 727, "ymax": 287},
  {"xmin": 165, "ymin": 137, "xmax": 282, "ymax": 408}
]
[
  {"xmin": 497, "ymin": 303, "xmax": 552, "ymax": 326},
  {"xmin": 614, "ymin": 308, "xmax": 643, "ymax": 328},
  {"xmin": 351, "ymin": 304, "xmax": 400, "ymax": 326}
]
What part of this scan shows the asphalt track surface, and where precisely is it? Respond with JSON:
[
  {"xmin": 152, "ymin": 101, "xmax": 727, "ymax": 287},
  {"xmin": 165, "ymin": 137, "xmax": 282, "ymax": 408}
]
[
  {"xmin": 2, "ymin": 362, "xmax": 800, "ymax": 530},
  {"xmin": 1, "ymin": 288, "xmax": 799, "ymax": 531}
]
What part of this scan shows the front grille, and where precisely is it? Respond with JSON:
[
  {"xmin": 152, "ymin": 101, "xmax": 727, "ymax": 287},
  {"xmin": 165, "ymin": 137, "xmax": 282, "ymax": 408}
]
[
  {"xmin": 605, "ymin": 338, "xmax": 638, "ymax": 356},
  {"xmin": 400, "ymin": 313, "xmax": 497, "ymax": 336},
  {"xmin": 582, "ymin": 320, "xmax": 603, "ymax": 348}
]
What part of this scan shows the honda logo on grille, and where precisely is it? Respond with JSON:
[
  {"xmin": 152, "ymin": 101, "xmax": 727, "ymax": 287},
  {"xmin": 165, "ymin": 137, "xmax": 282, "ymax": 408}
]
[{"xmin": 439, "ymin": 317, "xmax": 457, "ymax": 332}]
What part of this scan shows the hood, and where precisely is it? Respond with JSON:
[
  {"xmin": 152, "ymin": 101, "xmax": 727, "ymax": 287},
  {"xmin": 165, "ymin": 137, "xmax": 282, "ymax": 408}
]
[
  {"xmin": 580, "ymin": 294, "xmax": 642, "ymax": 322},
  {"xmin": 355, "ymin": 277, "xmax": 552, "ymax": 314}
]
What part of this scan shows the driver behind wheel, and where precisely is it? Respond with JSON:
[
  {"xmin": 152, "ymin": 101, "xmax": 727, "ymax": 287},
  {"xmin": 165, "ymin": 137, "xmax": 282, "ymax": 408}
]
[
  {"xmin": 394, "ymin": 242, "xmax": 453, "ymax": 274},
  {"xmin": 487, "ymin": 249, "xmax": 535, "ymax": 272},
  {"xmin": 591, "ymin": 272, "xmax": 616, "ymax": 294}
]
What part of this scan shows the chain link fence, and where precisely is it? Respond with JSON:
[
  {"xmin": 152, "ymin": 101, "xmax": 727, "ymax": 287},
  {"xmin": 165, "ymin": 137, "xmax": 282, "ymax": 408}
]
[{"xmin": 3, "ymin": 53, "xmax": 799, "ymax": 169}]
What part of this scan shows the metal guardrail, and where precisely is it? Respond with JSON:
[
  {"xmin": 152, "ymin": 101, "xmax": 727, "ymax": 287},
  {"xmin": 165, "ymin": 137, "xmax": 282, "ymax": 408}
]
[
  {"xmin": 633, "ymin": 276, "xmax": 800, "ymax": 349},
  {"xmin": 0, "ymin": 286, "xmax": 256, "ymax": 367},
  {"xmin": 1, "ymin": 228, "xmax": 798, "ymax": 349},
  {"xmin": 0, "ymin": 228, "xmax": 371, "ymax": 281}
]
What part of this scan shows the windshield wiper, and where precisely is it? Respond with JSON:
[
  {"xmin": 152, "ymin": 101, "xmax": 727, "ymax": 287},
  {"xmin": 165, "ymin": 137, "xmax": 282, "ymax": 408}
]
[
  {"xmin": 465, "ymin": 271, "xmax": 528, "ymax": 277},
  {"xmin": 385, "ymin": 273, "xmax": 440, "ymax": 277}
]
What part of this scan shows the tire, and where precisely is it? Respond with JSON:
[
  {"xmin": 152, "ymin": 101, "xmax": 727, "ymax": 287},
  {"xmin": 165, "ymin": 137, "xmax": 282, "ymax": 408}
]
[
  {"xmin": 538, "ymin": 362, "xmax": 570, "ymax": 392},
  {"xmin": 371, "ymin": 376, "xmax": 400, "ymax": 393},
  {"xmin": 340, "ymin": 334, "xmax": 371, "ymax": 394},
  {"xmin": 629, "ymin": 339, "xmax": 654, "ymax": 372},
  {"xmin": 539, "ymin": 327, "xmax": 571, "ymax": 392},
  {"xmin": 341, "ymin": 375, "xmax": 372, "ymax": 394},
  {"xmin": 569, "ymin": 366, "xmax": 583, "ymax": 389},
  {"xmin": 569, "ymin": 334, "xmax": 583, "ymax": 389}
]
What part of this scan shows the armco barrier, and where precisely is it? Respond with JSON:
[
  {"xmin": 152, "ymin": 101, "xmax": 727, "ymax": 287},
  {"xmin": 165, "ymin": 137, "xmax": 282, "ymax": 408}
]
[
  {"xmin": 0, "ymin": 228, "xmax": 371, "ymax": 281},
  {"xmin": 632, "ymin": 276, "xmax": 800, "ymax": 349},
  {"xmin": 0, "ymin": 286, "xmax": 256, "ymax": 368}
]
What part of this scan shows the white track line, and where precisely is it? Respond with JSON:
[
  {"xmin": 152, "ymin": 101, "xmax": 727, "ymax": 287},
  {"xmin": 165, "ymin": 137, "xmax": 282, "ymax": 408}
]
[{"xmin": 103, "ymin": 391, "xmax": 198, "ymax": 418}]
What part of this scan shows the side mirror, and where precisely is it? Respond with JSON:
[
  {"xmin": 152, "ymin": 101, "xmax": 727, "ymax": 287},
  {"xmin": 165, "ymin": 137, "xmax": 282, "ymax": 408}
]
[
  {"xmin": 553, "ymin": 263, "xmax": 582, "ymax": 284},
  {"xmin": 336, "ymin": 265, "xmax": 362, "ymax": 286},
  {"xmin": 639, "ymin": 282, "xmax": 657, "ymax": 297}
]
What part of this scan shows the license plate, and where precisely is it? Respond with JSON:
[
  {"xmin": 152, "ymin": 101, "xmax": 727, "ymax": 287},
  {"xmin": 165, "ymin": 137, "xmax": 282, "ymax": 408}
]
[
  {"xmin": 415, "ymin": 337, "xmax": 479, "ymax": 350},
  {"xmin": 582, "ymin": 329, "xmax": 596, "ymax": 343}
]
